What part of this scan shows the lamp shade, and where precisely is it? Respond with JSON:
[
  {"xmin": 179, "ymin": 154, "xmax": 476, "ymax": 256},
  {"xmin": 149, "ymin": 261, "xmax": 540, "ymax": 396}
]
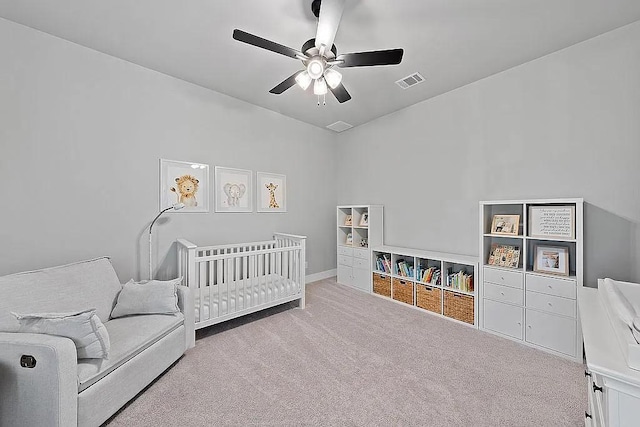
[
  {"xmin": 324, "ymin": 69, "xmax": 342, "ymax": 89},
  {"xmin": 314, "ymin": 78, "xmax": 328, "ymax": 96},
  {"xmin": 295, "ymin": 71, "xmax": 312, "ymax": 90}
]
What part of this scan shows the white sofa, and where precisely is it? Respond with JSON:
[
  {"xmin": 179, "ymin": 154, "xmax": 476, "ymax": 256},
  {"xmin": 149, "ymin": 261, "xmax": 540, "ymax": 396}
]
[{"xmin": 0, "ymin": 257, "xmax": 195, "ymax": 427}]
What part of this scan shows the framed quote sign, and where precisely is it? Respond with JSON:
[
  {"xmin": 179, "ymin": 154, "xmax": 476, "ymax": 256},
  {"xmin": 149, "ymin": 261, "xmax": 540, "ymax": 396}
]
[{"xmin": 528, "ymin": 205, "xmax": 575, "ymax": 239}]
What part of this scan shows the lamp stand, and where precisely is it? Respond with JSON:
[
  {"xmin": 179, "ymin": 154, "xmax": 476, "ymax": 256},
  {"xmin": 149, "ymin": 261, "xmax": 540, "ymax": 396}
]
[{"xmin": 148, "ymin": 206, "xmax": 173, "ymax": 280}]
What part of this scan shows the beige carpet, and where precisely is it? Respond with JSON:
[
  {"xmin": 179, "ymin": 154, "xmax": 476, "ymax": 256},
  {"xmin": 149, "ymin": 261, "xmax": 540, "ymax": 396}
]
[{"xmin": 106, "ymin": 278, "xmax": 586, "ymax": 426}]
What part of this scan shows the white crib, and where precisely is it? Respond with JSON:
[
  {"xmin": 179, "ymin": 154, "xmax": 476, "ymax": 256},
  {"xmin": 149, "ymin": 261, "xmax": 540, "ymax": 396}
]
[{"xmin": 177, "ymin": 233, "xmax": 306, "ymax": 330}]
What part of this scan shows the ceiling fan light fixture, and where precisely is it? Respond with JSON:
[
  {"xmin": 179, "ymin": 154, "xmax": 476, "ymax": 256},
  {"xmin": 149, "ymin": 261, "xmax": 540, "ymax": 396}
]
[
  {"xmin": 295, "ymin": 71, "xmax": 313, "ymax": 90},
  {"xmin": 307, "ymin": 57, "xmax": 325, "ymax": 80},
  {"xmin": 324, "ymin": 69, "xmax": 342, "ymax": 89},
  {"xmin": 313, "ymin": 77, "xmax": 328, "ymax": 96}
]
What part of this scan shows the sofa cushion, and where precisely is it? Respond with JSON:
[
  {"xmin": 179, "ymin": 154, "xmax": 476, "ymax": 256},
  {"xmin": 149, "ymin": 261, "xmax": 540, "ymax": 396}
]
[
  {"xmin": 110, "ymin": 278, "xmax": 181, "ymax": 318},
  {"xmin": 0, "ymin": 258, "xmax": 122, "ymax": 332},
  {"xmin": 77, "ymin": 313, "xmax": 184, "ymax": 392},
  {"xmin": 12, "ymin": 309, "xmax": 110, "ymax": 359}
]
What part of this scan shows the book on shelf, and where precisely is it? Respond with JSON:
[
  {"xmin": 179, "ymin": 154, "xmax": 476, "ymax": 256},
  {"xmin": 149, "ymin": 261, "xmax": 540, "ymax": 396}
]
[
  {"xmin": 375, "ymin": 255, "xmax": 391, "ymax": 274},
  {"xmin": 395, "ymin": 260, "xmax": 414, "ymax": 278},
  {"xmin": 445, "ymin": 268, "xmax": 474, "ymax": 293},
  {"xmin": 417, "ymin": 266, "xmax": 441, "ymax": 286}
]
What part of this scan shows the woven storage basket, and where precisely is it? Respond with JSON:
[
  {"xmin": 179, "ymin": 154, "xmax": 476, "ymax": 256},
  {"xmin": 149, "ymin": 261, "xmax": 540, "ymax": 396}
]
[
  {"xmin": 443, "ymin": 290, "xmax": 474, "ymax": 324},
  {"xmin": 373, "ymin": 273, "xmax": 391, "ymax": 297},
  {"xmin": 392, "ymin": 278, "xmax": 414, "ymax": 305},
  {"xmin": 416, "ymin": 284, "xmax": 442, "ymax": 314}
]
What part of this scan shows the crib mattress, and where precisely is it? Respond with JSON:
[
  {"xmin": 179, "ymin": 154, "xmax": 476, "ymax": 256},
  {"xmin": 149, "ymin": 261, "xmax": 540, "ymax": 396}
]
[{"xmin": 194, "ymin": 274, "xmax": 299, "ymax": 322}]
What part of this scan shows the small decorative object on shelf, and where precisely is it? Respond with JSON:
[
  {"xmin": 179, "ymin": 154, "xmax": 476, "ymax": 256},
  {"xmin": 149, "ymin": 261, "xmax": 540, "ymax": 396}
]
[
  {"xmin": 490, "ymin": 214, "xmax": 520, "ymax": 235},
  {"xmin": 344, "ymin": 215, "xmax": 353, "ymax": 226},
  {"xmin": 360, "ymin": 238, "xmax": 368, "ymax": 247},
  {"xmin": 345, "ymin": 232, "xmax": 353, "ymax": 245},
  {"xmin": 528, "ymin": 205, "xmax": 575, "ymax": 239},
  {"xmin": 533, "ymin": 245, "xmax": 569, "ymax": 276},
  {"xmin": 487, "ymin": 243, "xmax": 520, "ymax": 268},
  {"xmin": 359, "ymin": 213, "xmax": 369, "ymax": 227}
]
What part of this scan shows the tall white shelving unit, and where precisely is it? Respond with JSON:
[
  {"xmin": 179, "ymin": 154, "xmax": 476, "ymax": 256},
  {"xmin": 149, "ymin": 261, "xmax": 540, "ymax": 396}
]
[
  {"xmin": 479, "ymin": 198, "xmax": 584, "ymax": 361},
  {"xmin": 337, "ymin": 205, "xmax": 383, "ymax": 292}
]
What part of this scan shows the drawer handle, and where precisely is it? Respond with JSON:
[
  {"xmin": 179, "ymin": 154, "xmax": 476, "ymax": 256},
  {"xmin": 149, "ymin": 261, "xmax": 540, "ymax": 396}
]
[
  {"xmin": 593, "ymin": 383, "xmax": 603, "ymax": 393},
  {"xmin": 517, "ymin": 322, "xmax": 521, "ymax": 326},
  {"xmin": 548, "ymin": 285, "xmax": 553, "ymax": 289},
  {"xmin": 585, "ymin": 412, "xmax": 592, "ymax": 419},
  {"xmin": 500, "ymin": 292, "xmax": 505, "ymax": 296},
  {"xmin": 547, "ymin": 302, "xmax": 552, "ymax": 306},
  {"xmin": 501, "ymin": 276, "xmax": 505, "ymax": 281},
  {"xmin": 528, "ymin": 325, "xmax": 532, "ymax": 329}
]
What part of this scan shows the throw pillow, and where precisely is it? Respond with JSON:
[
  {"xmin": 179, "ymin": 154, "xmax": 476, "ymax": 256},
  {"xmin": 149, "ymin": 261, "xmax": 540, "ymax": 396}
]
[
  {"xmin": 12, "ymin": 309, "xmax": 110, "ymax": 359},
  {"xmin": 110, "ymin": 278, "xmax": 181, "ymax": 319}
]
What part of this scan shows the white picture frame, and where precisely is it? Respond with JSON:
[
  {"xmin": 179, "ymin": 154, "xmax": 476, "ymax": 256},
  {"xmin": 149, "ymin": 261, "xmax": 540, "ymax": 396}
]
[
  {"xmin": 159, "ymin": 159, "xmax": 209, "ymax": 213},
  {"xmin": 257, "ymin": 172, "xmax": 286, "ymax": 213},
  {"xmin": 533, "ymin": 245, "xmax": 570, "ymax": 276},
  {"xmin": 214, "ymin": 167, "xmax": 252, "ymax": 213},
  {"xmin": 528, "ymin": 205, "xmax": 575, "ymax": 239}
]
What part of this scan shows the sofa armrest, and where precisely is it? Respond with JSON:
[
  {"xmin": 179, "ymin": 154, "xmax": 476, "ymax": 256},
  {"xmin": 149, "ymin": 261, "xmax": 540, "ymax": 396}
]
[
  {"xmin": 0, "ymin": 332, "xmax": 78, "ymax": 427},
  {"xmin": 176, "ymin": 285, "xmax": 195, "ymax": 349}
]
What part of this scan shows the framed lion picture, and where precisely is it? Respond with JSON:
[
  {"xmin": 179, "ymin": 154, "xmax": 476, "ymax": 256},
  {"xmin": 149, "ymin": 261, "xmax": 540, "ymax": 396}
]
[
  {"xmin": 214, "ymin": 166, "xmax": 253, "ymax": 213},
  {"xmin": 160, "ymin": 159, "xmax": 210, "ymax": 213}
]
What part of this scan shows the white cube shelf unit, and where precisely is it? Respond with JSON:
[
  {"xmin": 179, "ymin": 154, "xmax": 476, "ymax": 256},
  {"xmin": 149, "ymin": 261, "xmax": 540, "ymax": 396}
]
[
  {"xmin": 337, "ymin": 205, "xmax": 383, "ymax": 292},
  {"xmin": 371, "ymin": 246, "xmax": 478, "ymax": 326},
  {"xmin": 479, "ymin": 198, "xmax": 584, "ymax": 361}
]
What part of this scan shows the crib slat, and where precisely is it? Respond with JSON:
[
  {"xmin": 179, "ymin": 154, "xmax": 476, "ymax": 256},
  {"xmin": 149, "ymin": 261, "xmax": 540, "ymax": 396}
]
[{"xmin": 199, "ymin": 260, "xmax": 207, "ymax": 322}]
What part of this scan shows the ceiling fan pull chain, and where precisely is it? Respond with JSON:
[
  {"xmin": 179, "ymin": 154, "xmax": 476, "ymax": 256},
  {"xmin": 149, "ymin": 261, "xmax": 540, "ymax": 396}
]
[
  {"xmin": 323, "ymin": 94, "xmax": 326, "ymax": 106},
  {"xmin": 317, "ymin": 95, "xmax": 320, "ymax": 106}
]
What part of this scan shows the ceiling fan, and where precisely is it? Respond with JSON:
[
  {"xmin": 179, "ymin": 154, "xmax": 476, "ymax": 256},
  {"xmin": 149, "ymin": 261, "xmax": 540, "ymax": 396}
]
[{"xmin": 232, "ymin": 0, "xmax": 404, "ymax": 104}]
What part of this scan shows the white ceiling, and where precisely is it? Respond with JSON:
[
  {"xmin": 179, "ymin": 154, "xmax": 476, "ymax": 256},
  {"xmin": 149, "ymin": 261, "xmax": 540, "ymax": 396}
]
[{"xmin": 1, "ymin": 0, "xmax": 640, "ymax": 131}]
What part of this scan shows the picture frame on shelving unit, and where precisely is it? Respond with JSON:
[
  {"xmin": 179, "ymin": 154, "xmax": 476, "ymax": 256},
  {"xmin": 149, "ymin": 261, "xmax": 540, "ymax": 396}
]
[
  {"xmin": 490, "ymin": 214, "xmax": 520, "ymax": 235},
  {"xmin": 359, "ymin": 213, "xmax": 369, "ymax": 227},
  {"xmin": 487, "ymin": 243, "xmax": 521, "ymax": 268},
  {"xmin": 346, "ymin": 232, "xmax": 353, "ymax": 245},
  {"xmin": 344, "ymin": 215, "xmax": 353, "ymax": 226},
  {"xmin": 529, "ymin": 205, "xmax": 575, "ymax": 239},
  {"xmin": 533, "ymin": 245, "xmax": 569, "ymax": 276}
]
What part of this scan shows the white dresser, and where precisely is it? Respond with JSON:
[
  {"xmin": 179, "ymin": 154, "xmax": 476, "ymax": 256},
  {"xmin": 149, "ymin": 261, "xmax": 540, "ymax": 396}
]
[{"xmin": 579, "ymin": 286, "xmax": 640, "ymax": 427}]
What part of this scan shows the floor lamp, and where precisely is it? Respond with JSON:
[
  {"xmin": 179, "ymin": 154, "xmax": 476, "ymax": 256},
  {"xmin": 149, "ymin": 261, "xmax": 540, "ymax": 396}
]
[{"xmin": 149, "ymin": 203, "xmax": 184, "ymax": 280}]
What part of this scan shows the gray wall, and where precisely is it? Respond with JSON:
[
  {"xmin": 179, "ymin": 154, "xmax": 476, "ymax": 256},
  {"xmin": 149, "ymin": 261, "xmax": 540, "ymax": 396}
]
[
  {"xmin": 0, "ymin": 19, "xmax": 338, "ymax": 281},
  {"xmin": 336, "ymin": 21, "xmax": 640, "ymax": 285}
]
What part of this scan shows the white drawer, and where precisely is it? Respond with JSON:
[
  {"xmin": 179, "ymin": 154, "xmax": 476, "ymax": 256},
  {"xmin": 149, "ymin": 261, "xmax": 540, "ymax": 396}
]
[
  {"xmin": 484, "ymin": 267, "xmax": 523, "ymax": 289},
  {"xmin": 526, "ymin": 291, "xmax": 576, "ymax": 318},
  {"xmin": 484, "ymin": 282, "xmax": 523, "ymax": 305},
  {"xmin": 525, "ymin": 309, "xmax": 577, "ymax": 356},
  {"xmin": 353, "ymin": 257, "xmax": 369, "ymax": 269},
  {"xmin": 526, "ymin": 273, "xmax": 576, "ymax": 299},
  {"xmin": 483, "ymin": 299, "xmax": 523, "ymax": 340},
  {"xmin": 338, "ymin": 255, "xmax": 352, "ymax": 267},
  {"xmin": 338, "ymin": 246, "xmax": 353, "ymax": 257},
  {"xmin": 353, "ymin": 248, "xmax": 369, "ymax": 260},
  {"xmin": 337, "ymin": 265, "xmax": 353, "ymax": 286}
]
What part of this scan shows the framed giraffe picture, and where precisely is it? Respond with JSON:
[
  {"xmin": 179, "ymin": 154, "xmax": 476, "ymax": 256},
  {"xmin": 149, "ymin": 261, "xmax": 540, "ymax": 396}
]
[{"xmin": 257, "ymin": 172, "xmax": 286, "ymax": 213}]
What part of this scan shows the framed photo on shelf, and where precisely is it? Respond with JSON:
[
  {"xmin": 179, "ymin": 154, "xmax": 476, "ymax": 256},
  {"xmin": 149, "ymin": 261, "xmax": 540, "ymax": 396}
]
[
  {"xmin": 533, "ymin": 245, "xmax": 569, "ymax": 276},
  {"xmin": 344, "ymin": 215, "xmax": 353, "ymax": 226},
  {"xmin": 159, "ymin": 159, "xmax": 210, "ymax": 213},
  {"xmin": 346, "ymin": 232, "xmax": 353, "ymax": 245},
  {"xmin": 529, "ymin": 205, "xmax": 575, "ymax": 239},
  {"xmin": 214, "ymin": 166, "xmax": 252, "ymax": 213},
  {"xmin": 257, "ymin": 172, "xmax": 286, "ymax": 213},
  {"xmin": 490, "ymin": 214, "xmax": 520, "ymax": 235},
  {"xmin": 359, "ymin": 213, "xmax": 369, "ymax": 227},
  {"xmin": 487, "ymin": 244, "xmax": 521, "ymax": 268}
]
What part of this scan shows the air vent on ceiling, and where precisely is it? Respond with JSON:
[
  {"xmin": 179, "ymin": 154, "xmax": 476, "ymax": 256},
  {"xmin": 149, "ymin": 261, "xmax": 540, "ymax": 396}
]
[
  {"xmin": 326, "ymin": 121, "xmax": 353, "ymax": 133},
  {"xmin": 395, "ymin": 72, "xmax": 425, "ymax": 89}
]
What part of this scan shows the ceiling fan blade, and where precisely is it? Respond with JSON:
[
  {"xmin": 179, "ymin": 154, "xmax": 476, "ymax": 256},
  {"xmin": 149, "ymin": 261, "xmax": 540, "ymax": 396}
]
[
  {"xmin": 233, "ymin": 29, "xmax": 302, "ymax": 59},
  {"xmin": 329, "ymin": 82, "xmax": 352, "ymax": 103},
  {"xmin": 337, "ymin": 49, "xmax": 404, "ymax": 67},
  {"xmin": 315, "ymin": 0, "xmax": 345, "ymax": 51},
  {"xmin": 269, "ymin": 72, "xmax": 304, "ymax": 94}
]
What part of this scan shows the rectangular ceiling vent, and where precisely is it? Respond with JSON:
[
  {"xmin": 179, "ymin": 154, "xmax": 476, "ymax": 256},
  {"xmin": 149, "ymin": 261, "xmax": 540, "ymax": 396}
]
[
  {"xmin": 396, "ymin": 72, "xmax": 425, "ymax": 89},
  {"xmin": 326, "ymin": 121, "xmax": 353, "ymax": 133}
]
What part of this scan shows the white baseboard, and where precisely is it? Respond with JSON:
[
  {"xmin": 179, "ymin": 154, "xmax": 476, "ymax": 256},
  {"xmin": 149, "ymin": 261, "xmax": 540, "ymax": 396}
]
[{"xmin": 306, "ymin": 269, "xmax": 337, "ymax": 284}]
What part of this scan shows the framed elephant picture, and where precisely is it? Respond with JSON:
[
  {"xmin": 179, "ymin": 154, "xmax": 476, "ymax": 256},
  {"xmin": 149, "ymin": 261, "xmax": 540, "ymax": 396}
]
[
  {"xmin": 257, "ymin": 172, "xmax": 286, "ymax": 213},
  {"xmin": 214, "ymin": 166, "xmax": 252, "ymax": 213},
  {"xmin": 160, "ymin": 159, "xmax": 210, "ymax": 213}
]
